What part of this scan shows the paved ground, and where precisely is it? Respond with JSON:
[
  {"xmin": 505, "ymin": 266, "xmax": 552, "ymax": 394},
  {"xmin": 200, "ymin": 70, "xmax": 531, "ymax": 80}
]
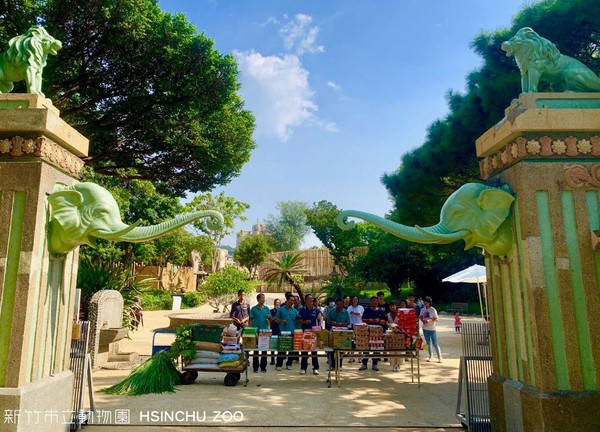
[{"xmin": 86, "ymin": 294, "xmax": 481, "ymax": 431}]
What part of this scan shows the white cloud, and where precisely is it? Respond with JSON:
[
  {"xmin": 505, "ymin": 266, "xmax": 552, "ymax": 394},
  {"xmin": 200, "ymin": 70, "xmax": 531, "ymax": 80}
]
[
  {"xmin": 279, "ymin": 14, "xmax": 325, "ymax": 56},
  {"xmin": 235, "ymin": 50, "xmax": 318, "ymax": 142},
  {"xmin": 309, "ymin": 118, "xmax": 339, "ymax": 133},
  {"xmin": 232, "ymin": 13, "xmax": 337, "ymax": 141},
  {"xmin": 326, "ymin": 81, "xmax": 342, "ymax": 91}
]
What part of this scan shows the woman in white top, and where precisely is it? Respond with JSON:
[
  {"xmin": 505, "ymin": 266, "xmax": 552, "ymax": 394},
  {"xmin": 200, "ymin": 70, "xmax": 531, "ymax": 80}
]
[
  {"xmin": 419, "ymin": 296, "xmax": 442, "ymax": 362},
  {"xmin": 347, "ymin": 296, "xmax": 364, "ymax": 327}
]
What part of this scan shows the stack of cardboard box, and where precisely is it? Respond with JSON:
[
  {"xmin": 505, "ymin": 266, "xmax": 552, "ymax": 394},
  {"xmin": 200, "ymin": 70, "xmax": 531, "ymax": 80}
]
[
  {"xmin": 353, "ymin": 323, "xmax": 370, "ymax": 349},
  {"xmin": 369, "ymin": 325, "xmax": 384, "ymax": 350}
]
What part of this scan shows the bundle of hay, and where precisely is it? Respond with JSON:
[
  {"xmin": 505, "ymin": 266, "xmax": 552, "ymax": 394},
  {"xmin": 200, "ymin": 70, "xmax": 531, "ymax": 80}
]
[{"xmin": 102, "ymin": 351, "xmax": 181, "ymax": 396}]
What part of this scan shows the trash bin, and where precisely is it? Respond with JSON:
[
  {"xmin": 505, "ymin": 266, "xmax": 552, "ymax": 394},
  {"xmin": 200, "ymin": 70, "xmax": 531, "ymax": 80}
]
[{"xmin": 172, "ymin": 295, "xmax": 182, "ymax": 310}]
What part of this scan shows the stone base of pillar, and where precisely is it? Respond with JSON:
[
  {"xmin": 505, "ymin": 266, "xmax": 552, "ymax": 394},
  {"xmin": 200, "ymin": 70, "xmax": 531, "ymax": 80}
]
[
  {"xmin": 490, "ymin": 373, "xmax": 600, "ymax": 432},
  {"xmin": 0, "ymin": 371, "xmax": 73, "ymax": 432}
]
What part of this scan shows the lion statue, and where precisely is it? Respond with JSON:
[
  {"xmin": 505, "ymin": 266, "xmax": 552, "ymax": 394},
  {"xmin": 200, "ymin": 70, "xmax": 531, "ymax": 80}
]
[
  {"xmin": 0, "ymin": 26, "xmax": 62, "ymax": 98},
  {"xmin": 502, "ymin": 27, "xmax": 600, "ymax": 93}
]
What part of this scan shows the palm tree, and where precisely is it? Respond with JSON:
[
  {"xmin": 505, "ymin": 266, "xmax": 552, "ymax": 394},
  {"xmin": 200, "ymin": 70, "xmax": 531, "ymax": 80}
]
[{"xmin": 263, "ymin": 252, "xmax": 308, "ymax": 304}]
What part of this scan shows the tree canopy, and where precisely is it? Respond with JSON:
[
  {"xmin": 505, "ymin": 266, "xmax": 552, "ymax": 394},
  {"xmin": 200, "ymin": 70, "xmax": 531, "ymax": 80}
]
[
  {"xmin": 305, "ymin": 200, "xmax": 374, "ymax": 273},
  {"xmin": 185, "ymin": 192, "xmax": 250, "ymax": 272},
  {"xmin": 0, "ymin": 0, "xmax": 256, "ymax": 196},
  {"xmin": 264, "ymin": 201, "xmax": 310, "ymax": 252},
  {"xmin": 234, "ymin": 234, "xmax": 271, "ymax": 279},
  {"xmin": 263, "ymin": 252, "xmax": 308, "ymax": 304}
]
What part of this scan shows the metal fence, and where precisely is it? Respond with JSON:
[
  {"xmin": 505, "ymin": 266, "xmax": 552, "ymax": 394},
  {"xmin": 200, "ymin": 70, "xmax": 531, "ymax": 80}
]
[
  {"xmin": 456, "ymin": 321, "xmax": 493, "ymax": 432},
  {"xmin": 70, "ymin": 321, "xmax": 94, "ymax": 430}
]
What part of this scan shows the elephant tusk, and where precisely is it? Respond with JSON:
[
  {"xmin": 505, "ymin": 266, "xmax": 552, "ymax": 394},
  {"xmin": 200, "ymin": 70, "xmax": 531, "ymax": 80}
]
[
  {"xmin": 414, "ymin": 224, "xmax": 471, "ymax": 243},
  {"xmin": 115, "ymin": 211, "xmax": 224, "ymax": 242},
  {"xmin": 337, "ymin": 210, "xmax": 469, "ymax": 244},
  {"xmin": 94, "ymin": 220, "xmax": 143, "ymax": 240}
]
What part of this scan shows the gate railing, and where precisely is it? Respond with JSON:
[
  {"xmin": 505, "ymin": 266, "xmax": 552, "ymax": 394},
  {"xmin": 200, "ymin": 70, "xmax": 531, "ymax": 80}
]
[{"xmin": 456, "ymin": 321, "xmax": 493, "ymax": 432}]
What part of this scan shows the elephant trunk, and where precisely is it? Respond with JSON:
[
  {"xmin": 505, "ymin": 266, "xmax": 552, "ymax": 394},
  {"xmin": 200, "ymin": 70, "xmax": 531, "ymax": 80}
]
[
  {"xmin": 336, "ymin": 210, "xmax": 469, "ymax": 244},
  {"xmin": 95, "ymin": 211, "xmax": 224, "ymax": 243}
]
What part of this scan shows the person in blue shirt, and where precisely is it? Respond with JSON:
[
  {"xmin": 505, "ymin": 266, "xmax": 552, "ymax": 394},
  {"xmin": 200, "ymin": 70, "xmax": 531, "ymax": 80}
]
[
  {"xmin": 269, "ymin": 298, "xmax": 281, "ymax": 365},
  {"xmin": 297, "ymin": 294, "xmax": 322, "ymax": 375},
  {"xmin": 249, "ymin": 293, "xmax": 272, "ymax": 373},
  {"xmin": 326, "ymin": 297, "xmax": 350, "ymax": 369},
  {"xmin": 274, "ymin": 296, "xmax": 299, "ymax": 370},
  {"xmin": 359, "ymin": 296, "xmax": 388, "ymax": 371}
]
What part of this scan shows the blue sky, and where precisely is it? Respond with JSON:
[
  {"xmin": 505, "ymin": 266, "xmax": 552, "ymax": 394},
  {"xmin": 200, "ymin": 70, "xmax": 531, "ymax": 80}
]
[{"xmin": 158, "ymin": 0, "xmax": 528, "ymax": 248}]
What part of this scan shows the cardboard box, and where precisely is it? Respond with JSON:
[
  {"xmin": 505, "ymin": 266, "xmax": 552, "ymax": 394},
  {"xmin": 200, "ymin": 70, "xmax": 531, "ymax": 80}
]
[
  {"xmin": 222, "ymin": 336, "xmax": 240, "ymax": 345},
  {"xmin": 278, "ymin": 336, "xmax": 293, "ymax": 351},
  {"xmin": 257, "ymin": 335, "xmax": 271, "ymax": 350},
  {"xmin": 270, "ymin": 335, "xmax": 279, "ymax": 349},
  {"xmin": 331, "ymin": 330, "xmax": 353, "ymax": 349},
  {"xmin": 243, "ymin": 327, "xmax": 257, "ymax": 336},
  {"xmin": 242, "ymin": 334, "xmax": 256, "ymax": 349},
  {"xmin": 314, "ymin": 330, "xmax": 329, "ymax": 347}
]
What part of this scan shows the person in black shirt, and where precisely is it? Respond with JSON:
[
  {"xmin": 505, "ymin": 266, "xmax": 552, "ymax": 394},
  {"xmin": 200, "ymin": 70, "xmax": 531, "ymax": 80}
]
[
  {"xmin": 377, "ymin": 291, "xmax": 390, "ymax": 314},
  {"xmin": 269, "ymin": 298, "xmax": 281, "ymax": 365},
  {"xmin": 297, "ymin": 294, "xmax": 322, "ymax": 375},
  {"xmin": 230, "ymin": 289, "xmax": 249, "ymax": 330},
  {"xmin": 359, "ymin": 296, "xmax": 388, "ymax": 371}
]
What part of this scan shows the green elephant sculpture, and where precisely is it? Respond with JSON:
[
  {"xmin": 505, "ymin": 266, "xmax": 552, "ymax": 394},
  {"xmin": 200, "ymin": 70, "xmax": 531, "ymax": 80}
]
[
  {"xmin": 48, "ymin": 182, "xmax": 224, "ymax": 255},
  {"xmin": 337, "ymin": 183, "xmax": 515, "ymax": 257}
]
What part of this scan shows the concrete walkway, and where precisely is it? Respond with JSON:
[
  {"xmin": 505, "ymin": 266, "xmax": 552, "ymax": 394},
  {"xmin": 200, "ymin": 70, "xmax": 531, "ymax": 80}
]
[{"xmin": 87, "ymin": 294, "xmax": 480, "ymax": 431}]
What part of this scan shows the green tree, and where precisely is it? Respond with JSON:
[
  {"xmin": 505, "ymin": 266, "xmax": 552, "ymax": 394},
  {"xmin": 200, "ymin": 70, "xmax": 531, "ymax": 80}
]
[
  {"xmin": 234, "ymin": 235, "xmax": 271, "ymax": 279},
  {"xmin": 202, "ymin": 266, "xmax": 253, "ymax": 313},
  {"xmin": 352, "ymin": 234, "xmax": 429, "ymax": 296},
  {"xmin": 185, "ymin": 192, "xmax": 250, "ymax": 272},
  {"xmin": 148, "ymin": 230, "xmax": 213, "ymax": 267},
  {"xmin": 0, "ymin": 0, "xmax": 256, "ymax": 196},
  {"xmin": 305, "ymin": 200, "xmax": 374, "ymax": 273},
  {"xmin": 264, "ymin": 201, "xmax": 310, "ymax": 251},
  {"xmin": 263, "ymin": 252, "xmax": 308, "ymax": 304}
]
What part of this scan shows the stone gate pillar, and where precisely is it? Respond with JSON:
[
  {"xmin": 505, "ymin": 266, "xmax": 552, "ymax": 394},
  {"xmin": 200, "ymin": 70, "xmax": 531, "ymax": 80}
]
[
  {"xmin": 476, "ymin": 93, "xmax": 600, "ymax": 431},
  {"xmin": 0, "ymin": 94, "xmax": 88, "ymax": 432}
]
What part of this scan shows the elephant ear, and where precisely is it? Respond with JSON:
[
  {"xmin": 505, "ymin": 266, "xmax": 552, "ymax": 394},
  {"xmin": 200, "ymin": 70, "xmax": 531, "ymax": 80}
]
[
  {"xmin": 476, "ymin": 188, "xmax": 515, "ymax": 236},
  {"xmin": 48, "ymin": 187, "xmax": 83, "ymax": 233}
]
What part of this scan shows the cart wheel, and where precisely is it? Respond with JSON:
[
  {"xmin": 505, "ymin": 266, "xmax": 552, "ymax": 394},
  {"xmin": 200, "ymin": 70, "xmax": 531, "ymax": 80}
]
[
  {"xmin": 233, "ymin": 373, "xmax": 241, "ymax": 383},
  {"xmin": 224, "ymin": 373, "xmax": 238, "ymax": 386},
  {"xmin": 180, "ymin": 371, "xmax": 198, "ymax": 385}
]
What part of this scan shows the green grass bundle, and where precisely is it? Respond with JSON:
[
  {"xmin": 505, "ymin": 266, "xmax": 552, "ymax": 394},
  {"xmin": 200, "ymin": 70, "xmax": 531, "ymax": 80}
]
[{"xmin": 102, "ymin": 351, "xmax": 181, "ymax": 395}]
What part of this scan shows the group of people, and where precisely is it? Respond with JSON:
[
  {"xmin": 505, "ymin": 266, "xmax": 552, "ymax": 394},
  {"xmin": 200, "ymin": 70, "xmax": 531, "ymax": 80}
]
[{"xmin": 229, "ymin": 289, "xmax": 444, "ymax": 375}]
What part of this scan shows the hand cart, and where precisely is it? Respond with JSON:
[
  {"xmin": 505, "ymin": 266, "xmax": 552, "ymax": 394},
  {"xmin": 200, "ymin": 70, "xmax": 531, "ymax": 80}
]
[
  {"xmin": 151, "ymin": 329, "xmax": 176, "ymax": 356},
  {"xmin": 176, "ymin": 324, "xmax": 248, "ymax": 386},
  {"xmin": 180, "ymin": 363, "xmax": 247, "ymax": 387}
]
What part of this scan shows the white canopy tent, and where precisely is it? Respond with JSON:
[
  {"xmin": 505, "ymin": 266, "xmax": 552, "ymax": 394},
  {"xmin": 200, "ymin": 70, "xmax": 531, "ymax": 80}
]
[{"xmin": 442, "ymin": 264, "xmax": 488, "ymax": 320}]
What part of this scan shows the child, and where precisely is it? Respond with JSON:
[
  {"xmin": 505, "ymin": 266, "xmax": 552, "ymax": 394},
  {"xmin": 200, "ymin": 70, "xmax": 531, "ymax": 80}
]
[{"xmin": 454, "ymin": 311, "xmax": 462, "ymax": 332}]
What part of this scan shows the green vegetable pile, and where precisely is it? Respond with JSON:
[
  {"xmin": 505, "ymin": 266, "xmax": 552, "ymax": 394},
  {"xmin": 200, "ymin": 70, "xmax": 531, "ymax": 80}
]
[{"xmin": 102, "ymin": 351, "xmax": 181, "ymax": 396}]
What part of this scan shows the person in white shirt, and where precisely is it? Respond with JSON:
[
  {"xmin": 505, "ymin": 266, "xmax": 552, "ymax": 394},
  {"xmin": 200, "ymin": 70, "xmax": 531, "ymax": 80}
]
[
  {"xmin": 347, "ymin": 296, "xmax": 364, "ymax": 328},
  {"xmin": 419, "ymin": 296, "xmax": 442, "ymax": 363},
  {"xmin": 342, "ymin": 296, "xmax": 363, "ymax": 363}
]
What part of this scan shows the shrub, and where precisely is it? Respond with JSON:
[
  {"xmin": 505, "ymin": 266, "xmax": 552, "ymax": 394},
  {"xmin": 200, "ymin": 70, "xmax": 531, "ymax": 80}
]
[
  {"xmin": 77, "ymin": 258, "xmax": 156, "ymax": 329},
  {"xmin": 139, "ymin": 290, "xmax": 173, "ymax": 311},
  {"xmin": 181, "ymin": 291, "xmax": 205, "ymax": 308},
  {"xmin": 201, "ymin": 266, "xmax": 254, "ymax": 312}
]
